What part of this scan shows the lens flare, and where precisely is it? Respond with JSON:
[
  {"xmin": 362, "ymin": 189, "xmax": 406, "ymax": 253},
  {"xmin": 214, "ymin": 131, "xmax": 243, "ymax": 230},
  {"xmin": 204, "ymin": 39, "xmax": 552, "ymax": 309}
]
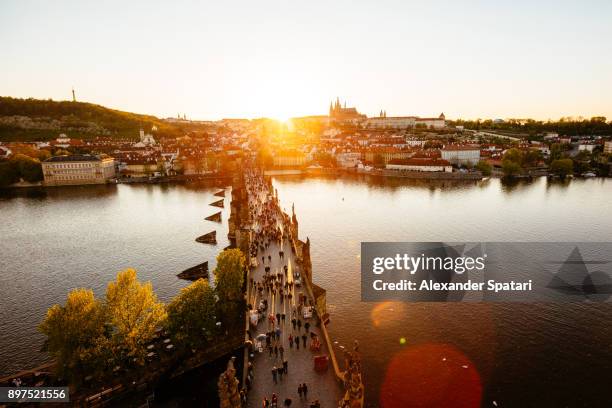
[{"xmin": 380, "ymin": 343, "xmax": 481, "ymax": 408}]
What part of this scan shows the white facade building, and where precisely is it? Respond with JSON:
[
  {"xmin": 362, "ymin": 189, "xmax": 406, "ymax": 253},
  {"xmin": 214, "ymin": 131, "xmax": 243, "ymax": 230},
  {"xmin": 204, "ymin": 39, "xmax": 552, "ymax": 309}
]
[
  {"xmin": 386, "ymin": 158, "xmax": 452, "ymax": 173},
  {"xmin": 441, "ymin": 146, "xmax": 481, "ymax": 165},
  {"xmin": 578, "ymin": 144, "xmax": 596, "ymax": 153},
  {"xmin": 42, "ymin": 154, "xmax": 115, "ymax": 186},
  {"xmin": 134, "ymin": 129, "xmax": 156, "ymax": 148},
  {"xmin": 336, "ymin": 152, "xmax": 361, "ymax": 168},
  {"xmin": 365, "ymin": 113, "xmax": 446, "ymax": 129}
]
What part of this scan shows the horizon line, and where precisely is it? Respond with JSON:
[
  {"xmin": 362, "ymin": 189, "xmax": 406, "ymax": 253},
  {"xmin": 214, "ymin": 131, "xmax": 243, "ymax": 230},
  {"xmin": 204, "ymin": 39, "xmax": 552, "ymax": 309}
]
[{"xmin": 2, "ymin": 95, "xmax": 610, "ymax": 124}]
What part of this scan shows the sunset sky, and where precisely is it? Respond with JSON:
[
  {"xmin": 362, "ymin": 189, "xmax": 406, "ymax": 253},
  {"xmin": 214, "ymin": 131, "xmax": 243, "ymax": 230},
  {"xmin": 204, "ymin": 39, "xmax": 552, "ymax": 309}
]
[{"xmin": 1, "ymin": 0, "xmax": 611, "ymax": 121}]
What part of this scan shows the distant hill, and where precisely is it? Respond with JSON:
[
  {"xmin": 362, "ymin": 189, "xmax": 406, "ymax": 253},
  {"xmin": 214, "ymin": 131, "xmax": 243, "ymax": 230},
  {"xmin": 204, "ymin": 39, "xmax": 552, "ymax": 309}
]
[{"xmin": 0, "ymin": 97, "xmax": 187, "ymax": 141}]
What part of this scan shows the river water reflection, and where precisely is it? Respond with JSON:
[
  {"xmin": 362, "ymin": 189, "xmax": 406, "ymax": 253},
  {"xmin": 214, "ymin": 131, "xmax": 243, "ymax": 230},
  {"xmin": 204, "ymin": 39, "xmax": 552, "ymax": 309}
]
[
  {"xmin": 0, "ymin": 183, "xmax": 230, "ymax": 376},
  {"xmin": 1, "ymin": 176, "xmax": 611, "ymax": 407},
  {"xmin": 271, "ymin": 175, "xmax": 612, "ymax": 408}
]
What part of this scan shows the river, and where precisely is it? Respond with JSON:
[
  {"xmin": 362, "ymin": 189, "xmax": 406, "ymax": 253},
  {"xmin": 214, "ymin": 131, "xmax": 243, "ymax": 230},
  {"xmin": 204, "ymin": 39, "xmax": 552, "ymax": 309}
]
[
  {"xmin": 271, "ymin": 174, "xmax": 612, "ymax": 408},
  {"xmin": 1, "ymin": 176, "xmax": 611, "ymax": 407},
  {"xmin": 0, "ymin": 182, "xmax": 229, "ymax": 377}
]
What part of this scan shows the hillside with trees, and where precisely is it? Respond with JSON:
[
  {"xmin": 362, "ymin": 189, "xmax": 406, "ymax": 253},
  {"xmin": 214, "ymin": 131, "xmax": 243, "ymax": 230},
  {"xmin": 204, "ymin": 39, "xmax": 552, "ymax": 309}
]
[
  {"xmin": 0, "ymin": 97, "xmax": 190, "ymax": 141},
  {"xmin": 450, "ymin": 117, "xmax": 612, "ymax": 138}
]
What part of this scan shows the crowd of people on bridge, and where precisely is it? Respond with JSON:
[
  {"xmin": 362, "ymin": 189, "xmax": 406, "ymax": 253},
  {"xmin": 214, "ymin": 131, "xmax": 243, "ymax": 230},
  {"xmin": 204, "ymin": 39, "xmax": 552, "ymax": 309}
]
[{"xmin": 242, "ymin": 168, "xmax": 330, "ymax": 408}]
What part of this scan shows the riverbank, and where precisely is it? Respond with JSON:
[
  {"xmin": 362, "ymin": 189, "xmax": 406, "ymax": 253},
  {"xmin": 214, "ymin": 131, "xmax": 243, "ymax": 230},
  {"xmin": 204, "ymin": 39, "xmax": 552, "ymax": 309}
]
[{"xmin": 265, "ymin": 167, "xmax": 483, "ymax": 180}]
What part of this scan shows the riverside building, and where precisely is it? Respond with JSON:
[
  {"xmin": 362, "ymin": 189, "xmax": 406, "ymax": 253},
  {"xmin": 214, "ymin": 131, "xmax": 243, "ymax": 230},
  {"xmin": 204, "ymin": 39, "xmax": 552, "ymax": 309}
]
[{"xmin": 42, "ymin": 154, "xmax": 115, "ymax": 186}]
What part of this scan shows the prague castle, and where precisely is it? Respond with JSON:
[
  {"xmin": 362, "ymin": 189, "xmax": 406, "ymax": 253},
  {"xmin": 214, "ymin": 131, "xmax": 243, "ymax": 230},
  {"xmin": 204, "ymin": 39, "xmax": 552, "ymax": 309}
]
[
  {"xmin": 328, "ymin": 97, "xmax": 445, "ymax": 129},
  {"xmin": 328, "ymin": 97, "xmax": 366, "ymax": 123}
]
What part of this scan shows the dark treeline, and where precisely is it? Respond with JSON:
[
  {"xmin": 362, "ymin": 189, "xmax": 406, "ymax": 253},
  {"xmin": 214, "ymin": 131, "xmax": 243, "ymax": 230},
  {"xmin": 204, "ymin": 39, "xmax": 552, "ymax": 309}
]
[{"xmin": 450, "ymin": 117, "xmax": 612, "ymax": 137}]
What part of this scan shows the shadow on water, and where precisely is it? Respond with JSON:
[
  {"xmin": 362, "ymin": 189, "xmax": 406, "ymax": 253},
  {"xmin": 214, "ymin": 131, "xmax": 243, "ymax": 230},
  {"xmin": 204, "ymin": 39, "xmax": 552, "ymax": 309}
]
[
  {"xmin": 0, "ymin": 184, "xmax": 119, "ymax": 200},
  {"xmin": 152, "ymin": 349, "xmax": 243, "ymax": 408},
  {"xmin": 274, "ymin": 173, "xmax": 482, "ymax": 193},
  {"xmin": 0, "ymin": 179, "xmax": 230, "ymax": 201}
]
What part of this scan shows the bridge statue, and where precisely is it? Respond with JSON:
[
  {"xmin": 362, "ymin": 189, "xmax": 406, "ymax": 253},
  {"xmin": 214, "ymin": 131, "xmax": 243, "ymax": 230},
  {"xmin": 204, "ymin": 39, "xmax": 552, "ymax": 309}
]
[
  {"xmin": 218, "ymin": 357, "xmax": 241, "ymax": 408},
  {"xmin": 339, "ymin": 340, "xmax": 364, "ymax": 408}
]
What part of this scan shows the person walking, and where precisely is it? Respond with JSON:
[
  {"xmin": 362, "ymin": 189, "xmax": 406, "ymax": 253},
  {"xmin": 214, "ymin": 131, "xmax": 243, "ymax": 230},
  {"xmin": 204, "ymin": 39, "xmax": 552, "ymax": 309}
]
[
  {"xmin": 277, "ymin": 366, "xmax": 283, "ymax": 381},
  {"xmin": 302, "ymin": 383, "xmax": 308, "ymax": 400},
  {"xmin": 274, "ymin": 345, "xmax": 278, "ymax": 358},
  {"xmin": 297, "ymin": 384, "xmax": 303, "ymax": 399},
  {"xmin": 283, "ymin": 397, "xmax": 292, "ymax": 407},
  {"xmin": 272, "ymin": 367, "xmax": 277, "ymax": 384},
  {"xmin": 289, "ymin": 334, "xmax": 293, "ymax": 348},
  {"xmin": 302, "ymin": 333, "xmax": 307, "ymax": 348},
  {"xmin": 304, "ymin": 321, "xmax": 310, "ymax": 333},
  {"xmin": 297, "ymin": 319, "xmax": 302, "ymax": 332},
  {"xmin": 279, "ymin": 344, "xmax": 284, "ymax": 360},
  {"xmin": 283, "ymin": 359, "xmax": 288, "ymax": 374},
  {"xmin": 291, "ymin": 318, "xmax": 297, "ymax": 330}
]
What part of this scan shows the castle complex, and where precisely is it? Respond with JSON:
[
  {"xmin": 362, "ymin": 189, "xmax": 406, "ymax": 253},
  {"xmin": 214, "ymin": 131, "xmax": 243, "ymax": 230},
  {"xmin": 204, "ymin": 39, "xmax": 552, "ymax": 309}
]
[
  {"xmin": 328, "ymin": 97, "xmax": 446, "ymax": 129},
  {"xmin": 329, "ymin": 97, "xmax": 367, "ymax": 123}
]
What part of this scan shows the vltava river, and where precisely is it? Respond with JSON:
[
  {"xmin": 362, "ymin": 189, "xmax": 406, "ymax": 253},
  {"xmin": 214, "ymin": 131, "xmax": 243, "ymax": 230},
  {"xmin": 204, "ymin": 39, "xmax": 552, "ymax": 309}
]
[
  {"xmin": 1, "ymin": 176, "xmax": 611, "ymax": 407},
  {"xmin": 0, "ymin": 183, "xmax": 229, "ymax": 376},
  {"xmin": 272, "ymin": 175, "xmax": 612, "ymax": 408}
]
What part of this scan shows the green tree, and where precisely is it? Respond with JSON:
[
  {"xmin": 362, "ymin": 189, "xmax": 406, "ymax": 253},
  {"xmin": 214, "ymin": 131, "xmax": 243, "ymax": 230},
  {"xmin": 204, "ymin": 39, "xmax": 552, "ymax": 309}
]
[
  {"xmin": 39, "ymin": 289, "xmax": 106, "ymax": 382},
  {"xmin": 501, "ymin": 160, "xmax": 522, "ymax": 177},
  {"xmin": 214, "ymin": 249, "xmax": 246, "ymax": 330},
  {"xmin": 166, "ymin": 279, "xmax": 217, "ymax": 350},
  {"xmin": 10, "ymin": 154, "xmax": 43, "ymax": 182},
  {"xmin": 503, "ymin": 148, "xmax": 523, "ymax": 165},
  {"xmin": 0, "ymin": 161, "xmax": 19, "ymax": 187},
  {"xmin": 550, "ymin": 159, "xmax": 574, "ymax": 178},
  {"xmin": 475, "ymin": 160, "xmax": 492, "ymax": 176},
  {"xmin": 523, "ymin": 149, "xmax": 543, "ymax": 167},
  {"xmin": 105, "ymin": 268, "xmax": 166, "ymax": 360},
  {"xmin": 214, "ymin": 249, "xmax": 246, "ymax": 303}
]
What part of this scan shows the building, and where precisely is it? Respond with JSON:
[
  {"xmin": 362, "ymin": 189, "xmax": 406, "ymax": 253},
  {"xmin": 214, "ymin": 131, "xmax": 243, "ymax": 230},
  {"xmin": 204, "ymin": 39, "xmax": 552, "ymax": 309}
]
[
  {"xmin": 328, "ymin": 98, "xmax": 366, "ymax": 123},
  {"xmin": 365, "ymin": 113, "xmax": 446, "ymax": 129},
  {"xmin": 363, "ymin": 147, "xmax": 412, "ymax": 164},
  {"xmin": 49, "ymin": 134, "xmax": 84, "ymax": 149},
  {"xmin": 415, "ymin": 114, "xmax": 446, "ymax": 129},
  {"xmin": 121, "ymin": 157, "xmax": 160, "ymax": 178},
  {"xmin": 133, "ymin": 129, "xmax": 156, "ymax": 148},
  {"xmin": 42, "ymin": 154, "xmax": 115, "ymax": 186},
  {"xmin": 336, "ymin": 152, "xmax": 361, "ymax": 168},
  {"xmin": 605, "ymin": 140, "xmax": 612, "ymax": 154},
  {"xmin": 386, "ymin": 158, "xmax": 452, "ymax": 173},
  {"xmin": 273, "ymin": 150, "xmax": 307, "ymax": 167},
  {"xmin": 578, "ymin": 144, "xmax": 596, "ymax": 153},
  {"xmin": 441, "ymin": 145, "xmax": 481, "ymax": 166}
]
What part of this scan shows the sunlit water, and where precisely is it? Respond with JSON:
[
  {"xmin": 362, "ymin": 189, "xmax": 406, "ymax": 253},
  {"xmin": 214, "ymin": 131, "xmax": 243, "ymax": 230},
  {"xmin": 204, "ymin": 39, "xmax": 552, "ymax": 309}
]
[
  {"xmin": 272, "ymin": 175, "xmax": 612, "ymax": 408},
  {"xmin": 0, "ymin": 183, "xmax": 230, "ymax": 377},
  {"xmin": 1, "ymin": 176, "xmax": 611, "ymax": 407}
]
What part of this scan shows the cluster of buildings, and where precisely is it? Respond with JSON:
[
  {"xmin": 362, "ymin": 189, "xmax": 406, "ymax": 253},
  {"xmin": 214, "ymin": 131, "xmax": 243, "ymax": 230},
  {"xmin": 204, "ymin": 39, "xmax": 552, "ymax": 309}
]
[
  {"xmin": 327, "ymin": 97, "xmax": 446, "ymax": 129},
  {"xmin": 2, "ymin": 99, "xmax": 612, "ymax": 185}
]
